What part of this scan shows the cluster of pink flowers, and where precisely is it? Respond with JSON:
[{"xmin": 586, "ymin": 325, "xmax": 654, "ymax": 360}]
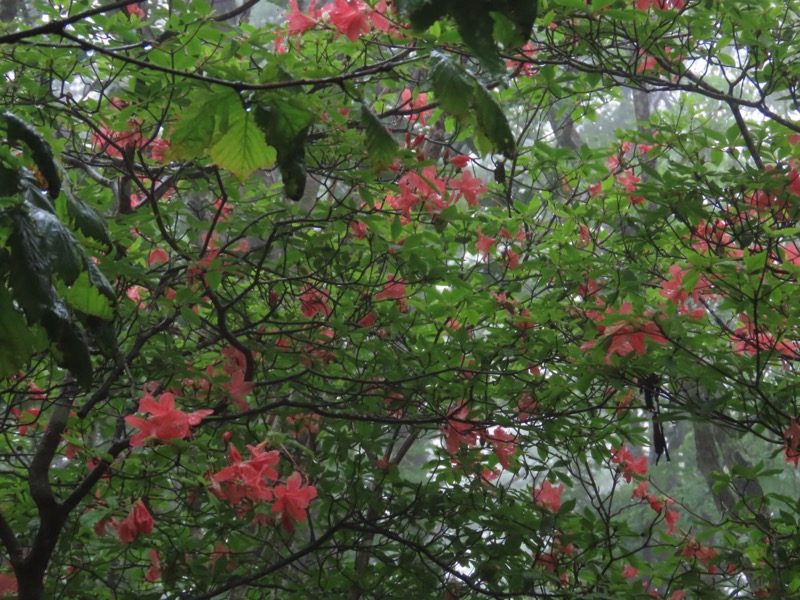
[
  {"xmin": 581, "ymin": 302, "xmax": 669, "ymax": 364},
  {"xmin": 92, "ymin": 97, "xmax": 169, "ymax": 161},
  {"xmin": 286, "ymin": 0, "xmax": 395, "ymax": 43},
  {"xmin": 124, "ymin": 387, "xmax": 213, "ymax": 448},
  {"xmin": 210, "ymin": 442, "xmax": 317, "ymax": 532},
  {"xmin": 440, "ymin": 403, "xmax": 520, "ymax": 474}
]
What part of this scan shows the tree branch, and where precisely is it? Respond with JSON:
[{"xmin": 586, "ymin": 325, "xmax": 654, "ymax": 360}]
[
  {"xmin": 728, "ymin": 101, "xmax": 765, "ymax": 170},
  {"xmin": 187, "ymin": 521, "xmax": 345, "ymax": 600},
  {"xmin": 212, "ymin": 0, "xmax": 261, "ymax": 22},
  {"xmin": 58, "ymin": 31, "xmax": 414, "ymax": 93},
  {"xmin": 0, "ymin": 512, "xmax": 21, "ymax": 566},
  {"xmin": 0, "ymin": 0, "xmax": 141, "ymax": 45}
]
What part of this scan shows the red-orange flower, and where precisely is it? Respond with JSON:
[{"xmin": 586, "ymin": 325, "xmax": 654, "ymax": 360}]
[
  {"xmin": 533, "ymin": 480, "xmax": 564, "ymax": 512},
  {"xmin": 622, "ymin": 564, "xmax": 638, "ymax": 579},
  {"xmin": 300, "ymin": 286, "xmax": 332, "ymax": 318},
  {"xmin": 271, "ymin": 472, "xmax": 317, "ymax": 531},
  {"xmin": 441, "ymin": 403, "xmax": 481, "ymax": 454},
  {"xmin": 784, "ymin": 417, "xmax": 800, "ymax": 467},
  {"xmin": 374, "ymin": 274, "xmax": 407, "ymax": 302},
  {"xmin": 124, "ymin": 389, "xmax": 212, "ymax": 447},
  {"xmin": 144, "ymin": 549, "xmax": 161, "ymax": 582},
  {"xmin": 117, "ymin": 500, "xmax": 154, "ymax": 545},
  {"xmin": 611, "ymin": 445, "xmax": 648, "ymax": 482},
  {"xmin": 327, "ymin": 0, "xmax": 370, "ymax": 42},
  {"xmin": 287, "ymin": 0, "xmax": 319, "ymax": 35}
]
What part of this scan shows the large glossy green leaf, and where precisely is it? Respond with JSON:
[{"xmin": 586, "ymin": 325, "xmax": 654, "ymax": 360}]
[
  {"xmin": 27, "ymin": 203, "xmax": 83, "ymax": 286},
  {"xmin": 398, "ymin": 0, "xmax": 448, "ymax": 31},
  {"xmin": 8, "ymin": 210, "xmax": 58, "ymax": 321},
  {"xmin": 3, "ymin": 111, "xmax": 61, "ymax": 199},
  {"xmin": 40, "ymin": 306, "xmax": 93, "ymax": 389},
  {"xmin": 7, "ymin": 209, "xmax": 97, "ymax": 388},
  {"xmin": 397, "ymin": 0, "xmax": 536, "ymax": 74},
  {"xmin": 451, "ymin": 4, "xmax": 505, "ymax": 73}
]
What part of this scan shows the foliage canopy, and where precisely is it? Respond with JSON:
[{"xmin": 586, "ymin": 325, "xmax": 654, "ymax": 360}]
[{"xmin": 1, "ymin": 0, "xmax": 800, "ymax": 598}]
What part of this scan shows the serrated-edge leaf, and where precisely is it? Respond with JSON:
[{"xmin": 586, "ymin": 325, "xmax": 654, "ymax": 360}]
[
  {"xmin": 86, "ymin": 260, "xmax": 115, "ymax": 301},
  {"xmin": 430, "ymin": 52, "xmax": 475, "ymax": 119},
  {"xmin": 209, "ymin": 107, "xmax": 277, "ymax": 181},
  {"xmin": 65, "ymin": 189, "xmax": 112, "ymax": 249},
  {"xmin": 472, "ymin": 82, "xmax": 515, "ymax": 155},
  {"xmin": 360, "ymin": 104, "xmax": 399, "ymax": 169},
  {"xmin": 165, "ymin": 88, "xmax": 240, "ymax": 162},
  {"xmin": 59, "ymin": 271, "xmax": 114, "ymax": 320}
]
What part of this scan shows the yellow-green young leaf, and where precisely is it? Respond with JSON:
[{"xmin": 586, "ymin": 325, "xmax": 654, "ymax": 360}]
[
  {"xmin": 59, "ymin": 271, "xmax": 114, "ymax": 320},
  {"xmin": 165, "ymin": 88, "xmax": 240, "ymax": 162},
  {"xmin": 209, "ymin": 107, "xmax": 277, "ymax": 181}
]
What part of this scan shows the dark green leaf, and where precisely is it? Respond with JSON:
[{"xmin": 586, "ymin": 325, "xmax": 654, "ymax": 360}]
[
  {"xmin": 0, "ymin": 286, "xmax": 37, "ymax": 378},
  {"xmin": 65, "ymin": 190, "xmax": 113, "ymax": 249},
  {"xmin": 254, "ymin": 96, "xmax": 315, "ymax": 200},
  {"xmin": 27, "ymin": 203, "xmax": 83, "ymax": 286},
  {"xmin": 360, "ymin": 104, "xmax": 399, "ymax": 169},
  {"xmin": 396, "ymin": 0, "xmax": 448, "ymax": 31},
  {"xmin": 472, "ymin": 81, "xmax": 516, "ymax": 155},
  {"xmin": 8, "ymin": 210, "xmax": 59, "ymax": 321},
  {"xmin": 451, "ymin": 4, "xmax": 505, "ymax": 74},
  {"xmin": 3, "ymin": 111, "xmax": 61, "ymax": 198},
  {"xmin": 429, "ymin": 52, "xmax": 474, "ymax": 119},
  {"xmin": 41, "ymin": 306, "xmax": 93, "ymax": 389}
]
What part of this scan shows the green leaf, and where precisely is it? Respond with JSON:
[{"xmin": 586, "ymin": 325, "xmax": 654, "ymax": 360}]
[
  {"xmin": 8, "ymin": 210, "xmax": 60, "ymax": 321},
  {"xmin": 85, "ymin": 260, "xmax": 115, "ymax": 302},
  {"xmin": 209, "ymin": 105, "xmax": 277, "ymax": 181},
  {"xmin": 501, "ymin": 0, "xmax": 538, "ymax": 42},
  {"xmin": 27, "ymin": 203, "xmax": 83, "ymax": 286},
  {"xmin": 360, "ymin": 104, "xmax": 399, "ymax": 169},
  {"xmin": 254, "ymin": 95, "xmax": 315, "ymax": 200},
  {"xmin": 166, "ymin": 88, "xmax": 240, "ymax": 162},
  {"xmin": 429, "ymin": 52, "xmax": 474, "ymax": 119},
  {"xmin": 396, "ymin": 0, "xmax": 448, "ymax": 31},
  {"xmin": 65, "ymin": 190, "xmax": 113, "ymax": 249},
  {"xmin": 0, "ymin": 286, "xmax": 38, "ymax": 378},
  {"xmin": 451, "ymin": 4, "xmax": 505, "ymax": 74},
  {"xmin": 58, "ymin": 271, "xmax": 114, "ymax": 320},
  {"xmin": 41, "ymin": 306, "xmax": 93, "ymax": 389},
  {"xmin": 3, "ymin": 111, "xmax": 61, "ymax": 198},
  {"xmin": 7, "ymin": 209, "xmax": 95, "ymax": 388},
  {"xmin": 472, "ymin": 82, "xmax": 515, "ymax": 155}
]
